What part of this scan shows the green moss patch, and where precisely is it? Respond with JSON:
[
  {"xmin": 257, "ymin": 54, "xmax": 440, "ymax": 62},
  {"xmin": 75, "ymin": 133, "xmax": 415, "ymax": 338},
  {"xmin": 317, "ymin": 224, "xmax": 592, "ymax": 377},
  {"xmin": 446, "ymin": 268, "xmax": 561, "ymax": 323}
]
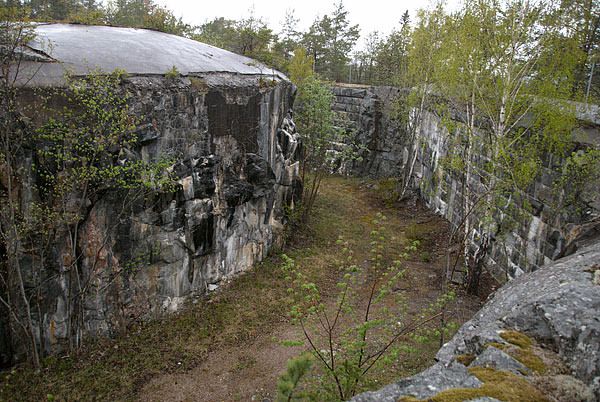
[
  {"xmin": 420, "ymin": 367, "xmax": 551, "ymax": 402},
  {"xmin": 483, "ymin": 331, "xmax": 547, "ymax": 374},
  {"xmin": 500, "ymin": 330, "xmax": 533, "ymax": 349},
  {"xmin": 456, "ymin": 354, "xmax": 475, "ymax": 366},
  {"xmin": 508, "ymin": 347, "xmax": 548, "ymax": 374}
]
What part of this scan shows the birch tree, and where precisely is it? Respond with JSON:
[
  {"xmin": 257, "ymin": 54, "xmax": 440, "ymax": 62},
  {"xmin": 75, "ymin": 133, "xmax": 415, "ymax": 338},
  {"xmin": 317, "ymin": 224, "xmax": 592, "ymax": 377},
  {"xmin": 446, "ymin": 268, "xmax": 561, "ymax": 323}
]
[
  {"xmin": 398, "ymin": 3, "xmax": 446, "ymax": 202},
  {"xmin": 435, "ymin": 0, "xmax": 582, "ymax": 290}
]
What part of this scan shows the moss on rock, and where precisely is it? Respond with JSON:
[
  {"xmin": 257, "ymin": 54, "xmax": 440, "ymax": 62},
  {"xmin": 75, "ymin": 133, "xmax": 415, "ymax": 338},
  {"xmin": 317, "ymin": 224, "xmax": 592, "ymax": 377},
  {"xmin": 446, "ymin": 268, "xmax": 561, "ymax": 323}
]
[
  {"xmin": 456, "ymin": 354, "xmax": 475, "ymax": 366},
  {"xmin": 482, "ymin": 331, "xmax": 548, "ymax": 374},
  {"xmin": 417, "ymin": 367, "xmax": 551, "ymax": 402},
  {"xmin": 500, "ymin": 330, "xmax": 533, "ymax": 349},
  {"xmin": 508, "ymin": 347, "xmax": 547, "ymax": 374}
]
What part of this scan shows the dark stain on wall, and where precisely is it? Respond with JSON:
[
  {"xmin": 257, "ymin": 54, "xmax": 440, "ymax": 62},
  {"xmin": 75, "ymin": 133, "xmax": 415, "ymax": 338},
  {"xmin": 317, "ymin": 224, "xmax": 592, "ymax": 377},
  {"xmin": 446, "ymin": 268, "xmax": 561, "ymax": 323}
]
[{"xmin": 206, "ymin": 90, "xmax": 261, "ymax": 154}]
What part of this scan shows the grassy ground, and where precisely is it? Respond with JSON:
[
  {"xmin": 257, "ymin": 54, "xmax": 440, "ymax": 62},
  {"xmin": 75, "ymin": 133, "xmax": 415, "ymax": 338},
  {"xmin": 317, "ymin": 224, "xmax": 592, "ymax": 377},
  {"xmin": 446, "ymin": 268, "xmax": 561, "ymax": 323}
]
[{"xmin": 0, "ymin": 175, "xmax": 483, "ymax": 402}]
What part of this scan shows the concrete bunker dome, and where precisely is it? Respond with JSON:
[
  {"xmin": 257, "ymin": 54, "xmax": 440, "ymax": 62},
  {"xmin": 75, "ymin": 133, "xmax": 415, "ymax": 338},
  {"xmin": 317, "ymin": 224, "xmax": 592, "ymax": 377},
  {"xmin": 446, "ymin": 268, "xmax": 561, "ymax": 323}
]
[{"xmin": 24, "ymin": 23, "xmax": 287, "ymax": 84}]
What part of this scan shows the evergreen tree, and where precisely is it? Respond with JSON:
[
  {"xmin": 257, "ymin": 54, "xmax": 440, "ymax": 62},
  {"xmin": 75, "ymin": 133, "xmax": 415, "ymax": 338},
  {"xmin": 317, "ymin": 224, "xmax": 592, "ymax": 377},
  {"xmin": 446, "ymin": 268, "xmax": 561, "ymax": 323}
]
[
  {"xmin": 374, "ymin": 10, "xmax": 411, "ymax": 86},
  {"xmin": 192, "ymin": 17, "xmax": 238, "ymax": 51},
  {"xmin": 354, "ymin": 31, "xmax": 380, "ymax": 85},
  {"xmin": 233, "ymin": 10, "xmax": 276, "ymax": 63},
  {"xmin": 323, "ymin": 1, "xmax": 360, "ymax": 81},
  {"xmin": 301, "ymin": 2, "xmax": 359, "ymax": 81},
  {"xmin": 560, "ymin": 0, "xmax": 600, "ymax": 98},
  {"xmin": 301, "ymin": 15, "xmax": 330, "ymax": 74}
]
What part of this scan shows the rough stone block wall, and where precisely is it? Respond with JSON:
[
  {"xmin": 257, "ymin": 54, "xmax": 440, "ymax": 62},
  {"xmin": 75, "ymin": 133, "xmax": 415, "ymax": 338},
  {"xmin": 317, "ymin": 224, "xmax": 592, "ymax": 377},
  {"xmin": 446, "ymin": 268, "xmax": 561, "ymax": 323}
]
[
  {"xmin": 331, "ymin": 86, "xmax": 408, "ymax": 177},
  {"xmin": 412, "ymin": 110, "xmax": 599, "ymax": 280},
  {"xmin": 333, "ymin": 85, "xmax": 599, "ymax": 282}
]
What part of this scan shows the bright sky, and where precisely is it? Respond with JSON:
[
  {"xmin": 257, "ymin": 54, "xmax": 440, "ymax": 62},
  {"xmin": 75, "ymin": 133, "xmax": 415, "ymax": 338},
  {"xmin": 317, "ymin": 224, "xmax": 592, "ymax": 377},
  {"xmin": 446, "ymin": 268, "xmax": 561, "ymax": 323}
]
[{"xmin": 154, "ymin": 0, "xmax": 453, "ymax": 50}]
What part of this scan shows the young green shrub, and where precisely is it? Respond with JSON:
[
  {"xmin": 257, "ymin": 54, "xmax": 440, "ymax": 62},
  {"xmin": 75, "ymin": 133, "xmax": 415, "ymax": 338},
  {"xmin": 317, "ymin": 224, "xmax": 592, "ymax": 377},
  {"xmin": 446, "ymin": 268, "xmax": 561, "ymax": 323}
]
[
  {"xmin": 23, "ymin": 67, "xmax": 177, "ymax": 354},
  {"xmin": 165, "ymin": 65, "xmax": 180, "ymax": 78},
  {"xmin": 279, "ymin": 213, "xmax": 455, "ymax": 401},
  {"xmin": 276, "ymin": 353, "xmax": 314, "ymax": 402},
  {"xmin": 294, "ymin": 77, "xmax": 364, "ymax": 223}
]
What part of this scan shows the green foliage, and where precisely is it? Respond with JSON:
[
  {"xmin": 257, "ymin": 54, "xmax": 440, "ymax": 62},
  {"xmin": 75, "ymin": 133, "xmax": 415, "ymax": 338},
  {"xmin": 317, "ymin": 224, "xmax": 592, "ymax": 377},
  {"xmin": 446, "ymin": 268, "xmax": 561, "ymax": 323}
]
[
  {"xmin": 0, "ymin": 8, "xmax": 44, "ymax": 368},
  {"xmin": 301, "ymin": 1, "xmax": 360, "ymax": 82},
  {"xmin": 295, "ymin": 77, "xmax": 339, "ymax": 168},
  {"xmin": 399, "ymin": 0, "xmax": 592, "ymax": 291},
  {"xmin": 276, "ymin": 353, "xmax": 314, "ymax": 402},
  {"xmin": 553, "ymin": 146, "xmax": 600, "ymax": 219},
  {"xmin": 0, "ymin": 63, "xmax": 178, "ymax": 365},
  {"xmin": 192, "ymin": 17, "xmax": 237, "ymax": 50},
  {"xmin": 274, "ymin": 9, "xmax": 302, "ymax": 72},
  {"xmin": 192, "ymin": 11, "xmax": 277, "ymax": 67},
  {"xmin": 354, "ymin": 10, "xmax": 411, "ymax": 86},
  {"xmin": 280, "ymin": 213, "xmax": 455, "ymax": 400},
  {"xmin": 234, "ymin": 11, "xmax": 276, "ymax": 64},
  {"xmin": 164, "ymin": 65, "xmax": 180, "ymax": 78},
  {"xmin": 25, "ymin": 0, "xmax": 104, "ymax": 23},
  {"xmin": 294, "ymin": 76, "xmax": 363, "ymax": 222},
  {"xmin": 104, "ymin": 0, "xmax": 190, "ymax": 36},
  {"xmin": 294, "ymin": 76, "xmax": 339, "ymax": 222},
  {"xmin": 288, "ymin": 47, "xmax": 314, "ymax": 88},
  {"xmin": 15, "ymin": 0, "xmax": 189, "ymax": 35},
  {"xmin": 36, "ymin": 67, "xmax": 176, "ymax": 197}
]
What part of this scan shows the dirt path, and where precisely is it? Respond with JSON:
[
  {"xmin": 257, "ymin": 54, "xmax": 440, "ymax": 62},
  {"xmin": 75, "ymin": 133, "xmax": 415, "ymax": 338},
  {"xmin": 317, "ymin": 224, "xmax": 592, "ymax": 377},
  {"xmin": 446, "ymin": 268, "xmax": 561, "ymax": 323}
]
[
  {"xmin": 137, "ymin": 177, "xmax": 485, "ymax": 402},
  {"xmin": 140, "ymin": 323, "xmax": 301, "ymax": 402},
  {"xmin": 1, "ymin": 176, "xmax": 487, "ymax": 402}
]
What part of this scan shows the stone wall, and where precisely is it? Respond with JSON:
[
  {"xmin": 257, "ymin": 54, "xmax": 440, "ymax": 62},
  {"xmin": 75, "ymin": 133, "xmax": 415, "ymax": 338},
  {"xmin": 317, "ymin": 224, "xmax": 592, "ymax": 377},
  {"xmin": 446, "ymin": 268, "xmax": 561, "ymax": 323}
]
[
  {"xmin": 333, "ymin": 85, "xmax": 600, "ymax": 281},
  {"xmin": 332, "ymin": 86, "xmax": 407, "ymax": 177},
  {"xmin": 1, "ymin": 73, "xmax": 300, "ymax": 365}
]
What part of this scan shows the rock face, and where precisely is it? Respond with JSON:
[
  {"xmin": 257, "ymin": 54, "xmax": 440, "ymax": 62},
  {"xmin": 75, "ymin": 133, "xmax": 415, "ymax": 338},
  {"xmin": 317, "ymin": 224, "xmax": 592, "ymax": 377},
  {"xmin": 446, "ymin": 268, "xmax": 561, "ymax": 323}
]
[
  {"xmin": 350, "ymin": 242, "xmax": 600, "ymax": 401},
  {"xmin": 331, "ymin": 86, "xmax": 407, "ymax": 177},
  {"xmin": 334, "ymin": 85, "xmax": 600, "ymax": 281},
  {"xmin": 0, "ymin": 24, "xmax": 300, "ymax": 364}
]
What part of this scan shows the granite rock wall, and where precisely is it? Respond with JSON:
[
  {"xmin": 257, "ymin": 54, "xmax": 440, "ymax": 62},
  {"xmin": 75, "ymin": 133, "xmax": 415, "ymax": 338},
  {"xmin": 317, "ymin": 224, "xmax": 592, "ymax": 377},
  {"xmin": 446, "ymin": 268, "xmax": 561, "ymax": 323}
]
[{"xmin": 1, "ymin": 74, "xmax": 300, "ymax": 365}]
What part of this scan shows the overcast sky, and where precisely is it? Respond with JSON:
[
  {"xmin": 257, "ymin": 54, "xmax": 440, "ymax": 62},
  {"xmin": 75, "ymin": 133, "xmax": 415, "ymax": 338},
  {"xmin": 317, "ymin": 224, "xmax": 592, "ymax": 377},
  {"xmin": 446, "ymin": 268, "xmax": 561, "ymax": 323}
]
[{"xmin": 154, "ymin": 0, "xmax": 455, "ymax": 50}]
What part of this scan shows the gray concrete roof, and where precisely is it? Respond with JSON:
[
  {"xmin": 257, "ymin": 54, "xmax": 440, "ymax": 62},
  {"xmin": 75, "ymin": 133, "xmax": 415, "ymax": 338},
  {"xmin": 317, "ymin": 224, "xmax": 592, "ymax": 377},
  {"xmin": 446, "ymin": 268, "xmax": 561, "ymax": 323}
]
[{"xmin": 21, "ymin": 23, "xmax": 285, "ymax": 85}]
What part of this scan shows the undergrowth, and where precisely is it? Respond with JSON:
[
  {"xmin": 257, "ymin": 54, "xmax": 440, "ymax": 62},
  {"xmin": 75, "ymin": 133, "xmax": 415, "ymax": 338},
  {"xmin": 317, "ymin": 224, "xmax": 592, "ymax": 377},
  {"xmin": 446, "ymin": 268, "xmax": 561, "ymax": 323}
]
[{"xmin": 0, "ymin": 176, "xmax": 476, "ymax": 401}]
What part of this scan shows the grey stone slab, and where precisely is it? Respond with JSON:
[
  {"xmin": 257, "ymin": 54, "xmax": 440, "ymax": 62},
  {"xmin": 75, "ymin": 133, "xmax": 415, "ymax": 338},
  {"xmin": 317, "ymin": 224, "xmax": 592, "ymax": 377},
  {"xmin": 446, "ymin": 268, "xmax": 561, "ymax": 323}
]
[
  {"xmin": 349, "ymin": 362, "xmax": 482, "ymax": 401},
  {"xmin": 468, "ymin": 345, "xmax": 529, "ymax": 375}
]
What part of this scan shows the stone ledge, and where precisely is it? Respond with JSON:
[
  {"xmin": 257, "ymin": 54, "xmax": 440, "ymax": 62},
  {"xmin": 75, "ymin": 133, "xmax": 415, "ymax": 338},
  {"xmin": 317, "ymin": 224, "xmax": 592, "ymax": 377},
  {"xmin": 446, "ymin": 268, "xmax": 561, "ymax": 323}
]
[{"xmin": 350, "ymin": 242, "xmax": 600, "ymax": 401}]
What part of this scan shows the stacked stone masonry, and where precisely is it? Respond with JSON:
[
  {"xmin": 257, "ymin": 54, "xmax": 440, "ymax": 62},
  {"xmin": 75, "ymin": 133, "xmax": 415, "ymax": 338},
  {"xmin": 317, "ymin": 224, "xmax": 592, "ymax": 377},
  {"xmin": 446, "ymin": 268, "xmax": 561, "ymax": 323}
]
[{"xmin": 332, "ymin": 85, "xmax": 600, "ymax": 281}]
